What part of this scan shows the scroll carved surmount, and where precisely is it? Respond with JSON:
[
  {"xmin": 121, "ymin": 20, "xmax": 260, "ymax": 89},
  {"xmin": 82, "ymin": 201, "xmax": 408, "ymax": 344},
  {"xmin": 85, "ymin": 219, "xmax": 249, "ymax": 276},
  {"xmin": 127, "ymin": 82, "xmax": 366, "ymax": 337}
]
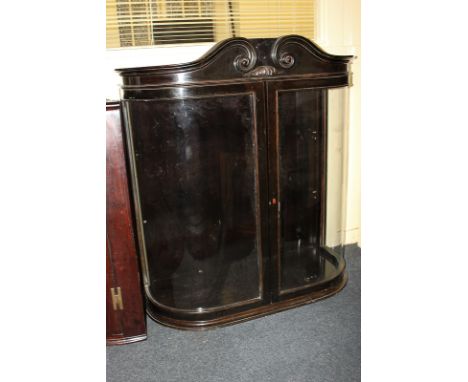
[
  {"xmin": 233, "ymin": 41, "xmax": 257, "ymax": 73},
  {"xmin": 277, "ymin": 52, "xmax": 295, "ymax": 68},
  {"xmin": 245, "ymin": 65, "xmax": 277, "ymax": 77},
  {"xmin": 271, "ymin": 37, "xmax": 297, "ymax": 69},
  {"xmin": 271, "ymin": 35, "xmax": 353, "ymax": 69}
]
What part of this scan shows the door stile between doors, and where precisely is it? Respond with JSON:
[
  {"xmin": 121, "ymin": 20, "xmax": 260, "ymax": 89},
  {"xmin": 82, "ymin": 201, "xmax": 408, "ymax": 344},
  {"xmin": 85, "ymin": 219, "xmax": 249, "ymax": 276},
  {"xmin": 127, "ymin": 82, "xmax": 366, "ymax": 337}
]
[
  {"xmin": 261, "ymin": 79, "xmax": 275, "ymax": 304},
  {"xmin": 253, "ymin": 81, "xmax": 271, "ymax": 311},
  {"xmin": 265, "ymin": 80, "xmax": 281, "ymax": 303}
]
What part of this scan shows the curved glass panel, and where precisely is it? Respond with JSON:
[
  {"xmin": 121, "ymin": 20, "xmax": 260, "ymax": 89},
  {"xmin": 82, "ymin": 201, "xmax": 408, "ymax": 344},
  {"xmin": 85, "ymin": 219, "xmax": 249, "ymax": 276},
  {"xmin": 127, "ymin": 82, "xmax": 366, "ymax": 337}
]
[
  {"xmin": 125, "ymin": 92, "xmax": 263, "ymax": 311},
  {"xmin": 325, "ymin": 87, "xmax": 349, "ymax": 258},
  {"xmin": 276, "ymin": 86, "xmax": 348, "ymax": 294},
  {"xmin": 277, "ymin": 89, "xmax": 325, "ymax": 293}
]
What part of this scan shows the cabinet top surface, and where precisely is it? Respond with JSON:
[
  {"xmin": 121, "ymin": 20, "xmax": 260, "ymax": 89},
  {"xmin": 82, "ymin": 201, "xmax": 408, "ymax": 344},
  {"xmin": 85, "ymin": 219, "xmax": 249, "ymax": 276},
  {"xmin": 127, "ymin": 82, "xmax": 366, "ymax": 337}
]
[{"xmin": 116, "ymin": 35, "xmax": 353, "ymax": 88}]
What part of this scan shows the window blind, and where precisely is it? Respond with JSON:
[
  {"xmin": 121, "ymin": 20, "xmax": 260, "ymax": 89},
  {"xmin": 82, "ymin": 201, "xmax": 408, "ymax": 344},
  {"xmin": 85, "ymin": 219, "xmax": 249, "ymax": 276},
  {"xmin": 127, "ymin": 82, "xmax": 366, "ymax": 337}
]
[{"xmin": 106, "ymin": 0, "xmax": 315, "ymax": 48}]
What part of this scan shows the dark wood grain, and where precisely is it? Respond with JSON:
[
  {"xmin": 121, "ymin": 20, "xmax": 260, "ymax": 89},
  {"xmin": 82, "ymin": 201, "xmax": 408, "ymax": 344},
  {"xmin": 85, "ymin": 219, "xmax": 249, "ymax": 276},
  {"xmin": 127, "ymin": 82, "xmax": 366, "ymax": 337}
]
[
  {"xmin": 106, "ymin": 101, "xmax": 147, "ymax": 344},
  {"xmin": 117, "ymin": 36, "xmax": 353, "ymax": 330}
]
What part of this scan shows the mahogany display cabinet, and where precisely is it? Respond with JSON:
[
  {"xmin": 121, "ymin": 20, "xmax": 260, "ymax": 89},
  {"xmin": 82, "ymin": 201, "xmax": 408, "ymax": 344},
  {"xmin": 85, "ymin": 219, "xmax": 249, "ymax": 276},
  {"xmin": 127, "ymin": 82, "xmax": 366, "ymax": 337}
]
[
  {"xmin": 117, "ymin": 35, "xmax": 353, "ymax": 330},
  {"xmin": 106, "ymin": 101, "xmax": 147, "ymax": 344}
]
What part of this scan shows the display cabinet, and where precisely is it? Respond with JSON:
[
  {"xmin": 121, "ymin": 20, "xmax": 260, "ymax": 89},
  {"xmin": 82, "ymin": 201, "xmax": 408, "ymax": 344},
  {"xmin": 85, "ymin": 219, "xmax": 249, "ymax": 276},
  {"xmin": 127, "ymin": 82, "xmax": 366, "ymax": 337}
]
[
  {"xmin": 106, "ymin": 101, "xmax": 147, "ymax": 344},
  {"xmin": 117, "ymin": 35, "xmax": 353, "ymax": 329}
]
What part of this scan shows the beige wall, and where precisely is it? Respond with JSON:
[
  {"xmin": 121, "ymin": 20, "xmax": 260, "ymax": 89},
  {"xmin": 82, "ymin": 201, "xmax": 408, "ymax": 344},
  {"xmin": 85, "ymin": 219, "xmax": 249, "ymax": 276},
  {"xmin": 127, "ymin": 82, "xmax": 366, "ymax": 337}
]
[{"xmin": 316, "ymin": 0, "xmax": 361, "ymax": 246}]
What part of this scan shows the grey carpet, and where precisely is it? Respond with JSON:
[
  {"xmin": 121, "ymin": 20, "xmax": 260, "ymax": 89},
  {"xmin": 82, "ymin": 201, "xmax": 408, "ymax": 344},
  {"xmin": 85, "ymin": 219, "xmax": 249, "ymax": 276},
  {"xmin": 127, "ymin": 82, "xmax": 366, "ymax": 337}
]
[{"xmin": 107, "ymin": 246, "xmax": 360, "ymax": 382}]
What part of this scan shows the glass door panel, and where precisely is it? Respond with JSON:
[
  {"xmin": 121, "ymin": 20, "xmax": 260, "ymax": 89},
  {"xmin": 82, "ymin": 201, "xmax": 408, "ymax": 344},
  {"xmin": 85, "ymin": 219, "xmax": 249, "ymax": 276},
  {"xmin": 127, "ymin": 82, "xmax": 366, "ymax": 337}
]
[
  {"xmin": 277, "ymin": 89, "xmax": 325, "ymax": 293},
  {"xmin": 268, "ymin": 82, "xmax": 346, "ymax": 297},
  {"xmin": 124, "ymin": 84, "xmax": 268, "ymax": 313}
]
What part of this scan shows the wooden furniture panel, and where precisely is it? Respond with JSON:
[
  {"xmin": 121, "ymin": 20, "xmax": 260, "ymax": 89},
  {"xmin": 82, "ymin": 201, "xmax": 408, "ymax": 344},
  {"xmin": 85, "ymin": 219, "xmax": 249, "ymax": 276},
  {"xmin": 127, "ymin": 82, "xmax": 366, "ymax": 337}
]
[{"xmin": 106, "ymin": 101, "xmax": 147, "ymax": 344}]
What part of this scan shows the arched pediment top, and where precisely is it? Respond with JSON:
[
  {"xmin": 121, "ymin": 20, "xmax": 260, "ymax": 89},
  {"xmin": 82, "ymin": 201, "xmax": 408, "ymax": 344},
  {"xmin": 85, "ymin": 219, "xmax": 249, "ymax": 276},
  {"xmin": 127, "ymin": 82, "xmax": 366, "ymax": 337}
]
[
  {"xmin": 116, "ymin": 37, "xmax": 258, "ymax": 76},
  {"xmin": 271, "ymin": 35, "xmax": 353, "ymax": 66},
  {"xmin": 117, "ymin": 35, "xmax": 354, "ymax": 87}
]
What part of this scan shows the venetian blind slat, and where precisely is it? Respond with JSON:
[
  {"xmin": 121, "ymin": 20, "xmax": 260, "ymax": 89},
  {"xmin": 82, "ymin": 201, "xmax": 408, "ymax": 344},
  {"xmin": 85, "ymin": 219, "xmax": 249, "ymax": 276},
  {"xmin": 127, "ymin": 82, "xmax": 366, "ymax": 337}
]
[{"xmin": 107, "ymin": 0, "xmax": 315, "ymax": 48}]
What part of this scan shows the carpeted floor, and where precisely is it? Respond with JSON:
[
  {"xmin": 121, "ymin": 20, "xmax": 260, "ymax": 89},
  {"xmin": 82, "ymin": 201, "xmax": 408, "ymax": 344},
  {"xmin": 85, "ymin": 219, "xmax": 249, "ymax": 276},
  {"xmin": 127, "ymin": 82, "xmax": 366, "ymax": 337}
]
[{"xmin": 106, "ymin": 246, "xmax": 360, "ymax": 382}]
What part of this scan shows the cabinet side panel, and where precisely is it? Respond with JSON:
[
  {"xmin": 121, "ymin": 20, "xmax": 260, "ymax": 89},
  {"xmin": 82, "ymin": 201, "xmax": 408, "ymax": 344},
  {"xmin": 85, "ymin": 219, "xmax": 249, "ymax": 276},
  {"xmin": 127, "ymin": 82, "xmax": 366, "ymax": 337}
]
[
  {"xmin": 106, "ymin": 104, "xmax": 147, "ymax": 344},
  {"xmin": 106, "ymin": 238, "xmax": 123, "ymax": 338}
]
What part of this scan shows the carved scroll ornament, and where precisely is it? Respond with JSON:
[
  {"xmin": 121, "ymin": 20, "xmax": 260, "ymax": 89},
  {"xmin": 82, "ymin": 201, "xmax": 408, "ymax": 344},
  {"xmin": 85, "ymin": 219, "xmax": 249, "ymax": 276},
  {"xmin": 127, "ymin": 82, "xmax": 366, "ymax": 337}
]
[{"xmin": 245, "ymin": 66, "xmax": 277, "ymax": 77}]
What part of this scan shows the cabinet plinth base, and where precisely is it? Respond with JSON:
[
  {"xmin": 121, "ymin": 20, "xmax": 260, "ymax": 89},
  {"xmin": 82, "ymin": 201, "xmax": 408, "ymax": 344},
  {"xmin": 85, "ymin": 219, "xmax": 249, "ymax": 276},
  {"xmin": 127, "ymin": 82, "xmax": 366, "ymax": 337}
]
[
  {"xmin": 146, "ymin": 271, "xmax": 347, "ymax": 331},
  {"xmin": 106, "ymin": 334, "xmax": 147, "ymax": 346}
]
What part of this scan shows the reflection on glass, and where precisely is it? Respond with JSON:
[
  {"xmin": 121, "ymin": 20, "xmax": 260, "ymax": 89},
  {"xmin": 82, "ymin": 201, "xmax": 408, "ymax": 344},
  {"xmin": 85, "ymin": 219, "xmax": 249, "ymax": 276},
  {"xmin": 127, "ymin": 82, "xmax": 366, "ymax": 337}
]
[
  {"xmin": 326, "ymin": 87, "xmax": 349, "ymax": 257},
  {"xmin": 128, "ymin": 94, "xmax": 261, "ymax": 310}
]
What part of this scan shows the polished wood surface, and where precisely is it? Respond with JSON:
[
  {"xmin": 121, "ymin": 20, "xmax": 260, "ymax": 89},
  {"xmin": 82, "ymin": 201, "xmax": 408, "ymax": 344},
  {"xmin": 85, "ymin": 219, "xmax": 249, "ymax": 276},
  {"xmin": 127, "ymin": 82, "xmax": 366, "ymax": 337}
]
[
  {"xmin": 117, "ymin": 35, "xmax": 352, "ymax": 87},
  {"xmin": 106, "ymin": 101, "xmax": 147, "ymax": 344},
  {"xmin": 118, "ymin": 36, "xmax": 353, "ymax": 329}
]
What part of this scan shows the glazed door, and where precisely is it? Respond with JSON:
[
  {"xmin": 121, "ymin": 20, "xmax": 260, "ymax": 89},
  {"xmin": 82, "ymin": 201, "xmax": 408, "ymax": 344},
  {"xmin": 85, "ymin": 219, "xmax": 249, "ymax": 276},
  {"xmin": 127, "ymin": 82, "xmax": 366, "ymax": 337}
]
[
  {"xmin": 267, "ymin": 80, "xmax": 337, "ymax": 300},
  {"xmin": 123, "ymin": 83, "xmax": 269, "ymax": 320}
]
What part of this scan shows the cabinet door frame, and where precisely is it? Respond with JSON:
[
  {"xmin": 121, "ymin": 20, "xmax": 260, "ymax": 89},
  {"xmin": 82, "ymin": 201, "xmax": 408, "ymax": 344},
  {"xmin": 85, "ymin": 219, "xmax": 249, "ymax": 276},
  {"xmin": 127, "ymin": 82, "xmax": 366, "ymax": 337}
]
[
  {"xmin": 122, "ymin": 81, "xmax": 271, "ymax": 320},
  {"xmin": 266, "ymin": 79, "xmax": 337, "ymax": 301}
]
